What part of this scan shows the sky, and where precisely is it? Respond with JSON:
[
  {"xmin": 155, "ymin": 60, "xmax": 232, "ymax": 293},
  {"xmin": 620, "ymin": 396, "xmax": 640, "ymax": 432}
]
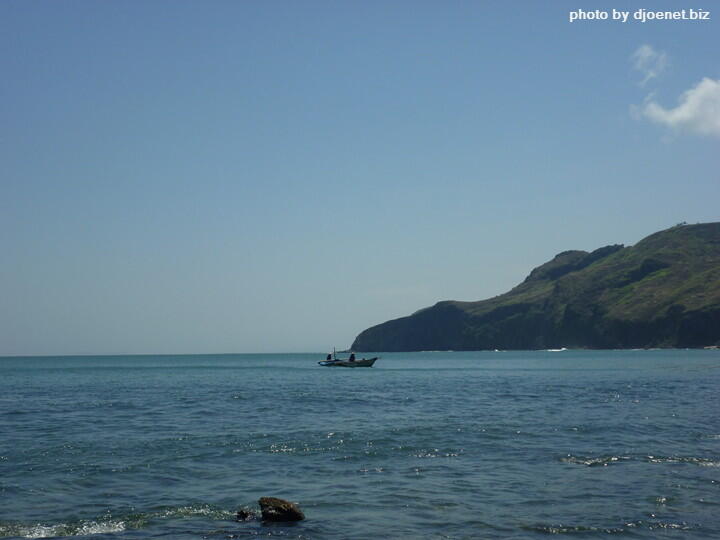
[{"xmin": 1, "ymin": 1, "xmax": 718, "ymax": 356}]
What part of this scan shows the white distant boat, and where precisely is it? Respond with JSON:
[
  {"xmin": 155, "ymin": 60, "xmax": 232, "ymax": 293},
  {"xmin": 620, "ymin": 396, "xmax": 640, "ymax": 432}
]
[{"xmin": 319, "ymin": 349, "xmax": 379, "ymax": 367}]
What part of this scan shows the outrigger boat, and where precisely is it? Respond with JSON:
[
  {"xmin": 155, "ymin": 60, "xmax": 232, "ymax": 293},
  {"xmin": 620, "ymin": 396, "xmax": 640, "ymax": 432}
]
[{"xmin": 319, "ymin": 349, "xmax": 379, "ymax": 368}]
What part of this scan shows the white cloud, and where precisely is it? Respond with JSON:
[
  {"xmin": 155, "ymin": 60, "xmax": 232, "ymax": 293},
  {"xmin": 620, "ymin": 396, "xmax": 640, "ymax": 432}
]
[
  {"xmin": 640, "ymin": 78, "xmax": 720, "ymax": 137},
  {"xmin": 631, "ymin": 44, "xmax": 668, "ymax": 86}
]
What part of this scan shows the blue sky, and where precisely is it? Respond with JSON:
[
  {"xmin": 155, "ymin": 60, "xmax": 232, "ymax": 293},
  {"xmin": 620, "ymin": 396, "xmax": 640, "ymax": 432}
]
[{"xmin": 1, "ymin": 1, "xmax": 718, "ymax": 355}]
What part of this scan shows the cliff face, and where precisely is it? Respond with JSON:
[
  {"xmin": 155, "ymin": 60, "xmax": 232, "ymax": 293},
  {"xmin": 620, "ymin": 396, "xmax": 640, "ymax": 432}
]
[{"xmin": 351, "ymin": 223, "xmax": 720, "ymax": 351}]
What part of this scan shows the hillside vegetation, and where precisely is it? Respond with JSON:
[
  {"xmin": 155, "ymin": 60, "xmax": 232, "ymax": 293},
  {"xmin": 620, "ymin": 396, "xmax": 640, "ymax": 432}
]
[{"xmin": 351, "ymin": 223, "xmax": 720, "ymax": 351}]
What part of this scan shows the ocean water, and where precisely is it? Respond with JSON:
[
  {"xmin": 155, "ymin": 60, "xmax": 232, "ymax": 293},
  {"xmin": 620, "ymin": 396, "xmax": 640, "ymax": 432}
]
[{"xmin": 1, "ymin": 350, "xmax": 719, "ymax": 539}]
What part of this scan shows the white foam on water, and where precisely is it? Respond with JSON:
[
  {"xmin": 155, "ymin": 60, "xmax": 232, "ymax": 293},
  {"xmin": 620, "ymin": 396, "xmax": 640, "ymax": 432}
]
[
  {"xmin": 15, "ymin": 520, "xmax": 126, "ymax": 538},
  {"xmin": 74, "ymin": 520, "xmax": 126, "ymax": 536},
  {"xmin": 21, "ymin": 524, "xmax": 60, "ymax": 539},
  {"xmin": 152, "ymin": 504, "xmax": 234, "ymax": 520},
  {"xmin": 2, "ymin": 504, "xmax": 238, "ymax": 539}
]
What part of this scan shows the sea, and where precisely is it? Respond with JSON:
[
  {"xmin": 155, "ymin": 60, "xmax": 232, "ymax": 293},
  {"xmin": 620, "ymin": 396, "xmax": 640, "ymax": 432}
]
[{"xmin": 1, "ymin": 350, "xmax": 719, "ymax": 539}]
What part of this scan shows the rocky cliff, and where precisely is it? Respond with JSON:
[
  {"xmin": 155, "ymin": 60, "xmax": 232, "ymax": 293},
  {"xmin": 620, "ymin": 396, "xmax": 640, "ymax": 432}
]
[{"xmin": 351, "ymin": 223, "xmax": 720, "ymax": 351}]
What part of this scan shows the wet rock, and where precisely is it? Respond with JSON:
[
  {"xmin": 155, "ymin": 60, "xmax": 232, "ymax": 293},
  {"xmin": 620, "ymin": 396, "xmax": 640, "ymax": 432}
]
[{"xmin": 258, "ymin": 496, "xmax": 305, "ymax": 522}]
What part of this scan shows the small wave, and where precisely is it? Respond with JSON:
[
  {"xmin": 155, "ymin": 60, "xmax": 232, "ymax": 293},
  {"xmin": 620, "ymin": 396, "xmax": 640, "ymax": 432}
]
[
  {"xmin": 561, "ymin": 455, "xmax": 629, "ymax": 467},
  {"xmin": 0, "ymin": 504, "xmax": 235, "ymax": 539},
  {"xmin": 562, "ymin": 454, "xmax": 720, "ymax": 467},
  {"xmin": 411, "ymin": 448, "xmax": 463, "ymax": 459},
  {"xmin": 524, "ymin": 523, "xmax": 625, "ymax": 534},
  {"xmin": 149, "ymin": 504, "xmax": 235, "ymax": 520},
  {"xmin": 0, "ymin": 519, "xmax": 126, "ymax": 538},
  {"xmin": 646, "ymin": 455, "xmax": 720, "ymax": 467},
  {"xmin": 527, "ymin": 520, "xmax": 696, "ymax": 535},
  {"xmin": 357, "ymin": 467, "xmax": 386, "ymax": 474},
  {"xmin": 625, "ymin": 519, "xmax": 694, "ymax": 531}
]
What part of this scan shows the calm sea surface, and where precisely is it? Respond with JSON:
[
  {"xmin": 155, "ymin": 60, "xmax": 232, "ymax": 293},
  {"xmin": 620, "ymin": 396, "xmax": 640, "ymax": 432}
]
[{"xmin": 1, "ymin": 350, "xmax": 719, "ymax": 539}]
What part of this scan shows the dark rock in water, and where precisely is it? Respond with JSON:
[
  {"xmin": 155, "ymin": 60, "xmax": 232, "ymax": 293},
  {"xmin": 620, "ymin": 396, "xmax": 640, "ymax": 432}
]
[
  {"xmin": 236, "ymin": 508, "xmax": 256, "ymax": 521},
  {"xmin": 258, "ymin": 496, "xmax": 305, "ymax": 522}
]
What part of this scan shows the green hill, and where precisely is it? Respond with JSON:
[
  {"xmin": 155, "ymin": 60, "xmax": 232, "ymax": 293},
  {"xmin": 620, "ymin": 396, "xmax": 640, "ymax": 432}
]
[{"xmin": 351, "ymin": 222, "xmax": 720, "ymax": 351}]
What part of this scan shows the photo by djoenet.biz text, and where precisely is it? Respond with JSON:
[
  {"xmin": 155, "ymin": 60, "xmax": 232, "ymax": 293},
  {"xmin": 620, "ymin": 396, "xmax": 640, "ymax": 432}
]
[{"xmin": 569, "ymin": 8, "xmax": 711, "ymax": 23}]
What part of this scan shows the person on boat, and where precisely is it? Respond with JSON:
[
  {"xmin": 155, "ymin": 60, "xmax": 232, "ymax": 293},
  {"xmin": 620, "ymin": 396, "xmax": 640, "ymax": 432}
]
[
  {"xmin": 326, "ymin": 353, "xmax": 332, "ymax": 362},
  {"xmin": 349, "ymin": 353, "xmax": 356, "ymax": 362}
]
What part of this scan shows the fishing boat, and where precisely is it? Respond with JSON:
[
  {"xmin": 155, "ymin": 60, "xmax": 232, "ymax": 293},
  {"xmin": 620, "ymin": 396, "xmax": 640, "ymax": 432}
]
[{"xmin": 319, "ymin": 350, "xmax": 379, "ymax": 367}]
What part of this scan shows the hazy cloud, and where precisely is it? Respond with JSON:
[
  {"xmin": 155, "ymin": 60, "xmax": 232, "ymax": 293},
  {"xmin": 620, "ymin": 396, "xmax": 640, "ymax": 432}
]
[
  {"xmin": 640, "ymin": 78, "xmax": 720, "ymax": 137},
  {"xmin": 631, "ymin": 44, "xmax": 668, "ymax": 86}
]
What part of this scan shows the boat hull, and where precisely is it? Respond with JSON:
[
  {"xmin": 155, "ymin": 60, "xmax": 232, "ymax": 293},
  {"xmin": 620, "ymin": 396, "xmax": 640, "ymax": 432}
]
[{"xmin": 318, "ymin": 357, "xmax": 378, "ymax": 367}]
